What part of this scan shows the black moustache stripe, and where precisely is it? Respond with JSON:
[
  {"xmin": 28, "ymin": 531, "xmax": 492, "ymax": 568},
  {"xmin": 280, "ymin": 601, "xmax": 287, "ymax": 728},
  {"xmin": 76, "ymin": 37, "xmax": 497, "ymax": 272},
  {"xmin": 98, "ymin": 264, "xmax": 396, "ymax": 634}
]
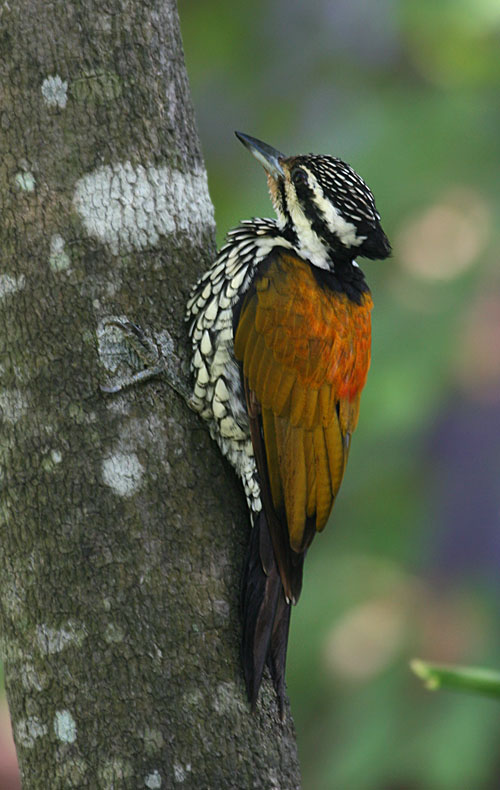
[
  {"xmin": 294, "ymin": 180, "xmax": 353, "ymax": 256},
  {"xmin": 290, "ymin": 179, "xmax": 370, "ymax": 304},
  {"xmin": 278, "ymin": 180, "xmax": 299, "ymax": 246}
]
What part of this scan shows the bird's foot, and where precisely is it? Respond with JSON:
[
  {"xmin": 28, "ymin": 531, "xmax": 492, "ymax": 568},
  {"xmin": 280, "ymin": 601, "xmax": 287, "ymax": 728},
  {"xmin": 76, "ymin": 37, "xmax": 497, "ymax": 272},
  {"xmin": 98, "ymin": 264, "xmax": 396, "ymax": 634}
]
[{"xmin": 98, "ymin": 317, "xmax": 193, "ymax": 405}]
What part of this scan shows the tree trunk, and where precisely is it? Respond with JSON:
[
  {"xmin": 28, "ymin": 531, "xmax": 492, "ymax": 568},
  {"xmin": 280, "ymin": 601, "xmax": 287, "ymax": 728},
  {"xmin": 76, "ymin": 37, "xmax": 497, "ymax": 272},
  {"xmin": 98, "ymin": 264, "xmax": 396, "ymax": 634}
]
[{"xmin": 0, "ymin": 1, "xmax": 301, "ymax": 787}]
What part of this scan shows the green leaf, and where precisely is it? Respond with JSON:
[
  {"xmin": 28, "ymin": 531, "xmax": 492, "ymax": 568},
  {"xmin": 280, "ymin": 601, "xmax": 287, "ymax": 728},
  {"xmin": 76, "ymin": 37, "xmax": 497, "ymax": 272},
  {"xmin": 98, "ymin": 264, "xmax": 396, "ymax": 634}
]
[{"xmin": 411, "ymin": 659, "xmax": 500, "ymax": 698}]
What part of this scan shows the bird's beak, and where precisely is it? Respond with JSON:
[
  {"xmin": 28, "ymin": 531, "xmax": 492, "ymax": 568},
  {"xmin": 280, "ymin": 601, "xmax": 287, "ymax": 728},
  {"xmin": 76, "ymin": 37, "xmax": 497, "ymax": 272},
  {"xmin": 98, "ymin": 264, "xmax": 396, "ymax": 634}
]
[{"xmin": 235, "ymin": 131, "xmax": 285, "ymax": 179}]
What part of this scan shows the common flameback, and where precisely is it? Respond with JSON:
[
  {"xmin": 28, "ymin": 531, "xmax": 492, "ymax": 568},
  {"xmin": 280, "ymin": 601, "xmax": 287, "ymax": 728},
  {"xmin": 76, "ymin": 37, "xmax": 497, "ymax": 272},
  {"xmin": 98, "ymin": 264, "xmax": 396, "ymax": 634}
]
[{"xmin": 186, "ymin": 132, "xmax": 391, "ymax": 714}]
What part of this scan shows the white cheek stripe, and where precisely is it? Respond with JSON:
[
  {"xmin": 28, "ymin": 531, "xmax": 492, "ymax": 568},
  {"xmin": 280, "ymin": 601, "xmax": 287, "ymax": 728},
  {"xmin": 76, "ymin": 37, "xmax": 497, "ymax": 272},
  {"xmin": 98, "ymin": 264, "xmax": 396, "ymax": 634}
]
[
  {"xmin": 303, "ymin": 168, "xmax": 365, "ymax": 248},
  {"xmin": 283, "ymin": 180, "xmax": 330, "ymax": 270}
]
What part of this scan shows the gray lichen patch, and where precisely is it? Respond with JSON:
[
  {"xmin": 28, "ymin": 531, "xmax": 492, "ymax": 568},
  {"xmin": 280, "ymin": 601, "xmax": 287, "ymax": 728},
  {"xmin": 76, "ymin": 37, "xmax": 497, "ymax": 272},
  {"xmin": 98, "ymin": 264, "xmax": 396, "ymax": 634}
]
[
  {"xmin": 173, "ymin": 763, "xmax": 193, "ymax": 784},
  {"xmin": 20, "ymin": 661, "xmax": 47, "ymax": 693},
  {"xmin": 145, "ymin": 769, "xmax": 162, "ymax": 788},
  {"xmin": 101, "ymin": 451, "xmax": 144, "ymax": 496},
  {"xmin": 212, "ymin": 681, "xmax": 247, "ymax": 716},
  {"xmin": 0, "ymin": 273, "xmax": 26, "ymax": 297},
  {"xmin": 73, "ymin": 161, "xmax": 214, "ymax": 253},
  {"xmin": 49, "ymin": 234, "xmax": 71, "ymax": 271},
  {"xmin": 54, "ymin": 710, "xmax": 77, "ymax": 743},
  {"xmin": 35, "ymin": 621, "xmax": 87, "ymax": 655},
  {"xmin": 15, "ymin": 171, "xmax": 36, "ymax": 191},
  {"xmin": 41, "ymin": 75, "xmax": 68, "ymax": 108},
  {"xmin": 41, "ymin": 447, "xmax": 64, "ymax": 473},
  {"xmin": 15, "ymin": 717, "xmax": 48, "ymax": 748}
]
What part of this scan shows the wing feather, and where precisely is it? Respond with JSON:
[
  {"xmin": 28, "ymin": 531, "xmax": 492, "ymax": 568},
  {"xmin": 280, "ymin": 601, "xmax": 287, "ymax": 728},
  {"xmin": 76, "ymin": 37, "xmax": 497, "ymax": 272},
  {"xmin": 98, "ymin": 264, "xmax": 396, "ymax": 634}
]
[
  {"xmin": 324, "ymin": 418, "xmax": 346, "ymax": 510},
  {"xmin": 234, "ymin": 249, "xmax": 372, "ymax": 595},
  {"xmin": 272, "ymin": 367, "xmax": 296, "ymax": 415},
  {"xmin": 319, "ymin": 383, "xmax": 334, "ymax": 426},
  {"xmin": 304, "ymin": 431, "xmax": 316, "ymax": 518},
  {"xmin": 302, "ymin": 387, "xmax": 319, "ymax": 431},
  {"xmin": 289, "ymin": 381, "xmax": 307, "ymax": 427},
  {"xmin": 312, "ymin": 425, "xmax": 333, "ymax": 535},
  {"xmin": 261, "ymin": 407, "xmax": 283, "ymax": 514},
  {"xmin": 283, "ymin": 425, "xmax": 307, "ymax": 550},
  {"xmin": 247, "ymin": 332, "xmax": 267, "ymax": 388}
]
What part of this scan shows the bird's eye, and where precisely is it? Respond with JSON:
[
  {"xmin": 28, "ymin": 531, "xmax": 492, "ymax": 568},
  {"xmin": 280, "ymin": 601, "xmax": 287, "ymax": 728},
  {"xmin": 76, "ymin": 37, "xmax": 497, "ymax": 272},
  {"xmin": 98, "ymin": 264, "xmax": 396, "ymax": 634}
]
[{"xmin": 292, "ymin": 168, "xmax": 308, "ymax": 186}]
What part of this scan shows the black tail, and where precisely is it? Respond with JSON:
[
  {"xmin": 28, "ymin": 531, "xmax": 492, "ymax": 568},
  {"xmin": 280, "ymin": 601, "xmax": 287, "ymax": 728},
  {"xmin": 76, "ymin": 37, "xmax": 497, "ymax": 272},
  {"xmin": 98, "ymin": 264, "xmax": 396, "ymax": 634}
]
[{"xmin": 241, "ymin": 510, "xmax": 303, "ymax": 717}]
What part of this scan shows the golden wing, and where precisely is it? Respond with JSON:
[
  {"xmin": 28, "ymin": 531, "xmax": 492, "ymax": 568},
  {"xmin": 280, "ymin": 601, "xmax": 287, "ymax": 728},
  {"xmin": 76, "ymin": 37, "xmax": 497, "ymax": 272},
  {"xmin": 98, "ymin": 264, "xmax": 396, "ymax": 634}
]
[{"xmin": 234, "ymin": 248, "xmax": 372, "ymax": 601}]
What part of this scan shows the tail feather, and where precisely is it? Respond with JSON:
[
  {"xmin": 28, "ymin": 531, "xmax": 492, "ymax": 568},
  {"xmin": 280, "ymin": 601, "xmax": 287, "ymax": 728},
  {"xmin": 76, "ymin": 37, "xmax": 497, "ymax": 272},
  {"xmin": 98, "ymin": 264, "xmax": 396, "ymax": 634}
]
[
  {"xmin": 266, "ymin": 590, "xmax": 292, "ymax": 719},
  {"xmin": 241, "ymin": 510, "xmax": 300, "ymax": 715}
]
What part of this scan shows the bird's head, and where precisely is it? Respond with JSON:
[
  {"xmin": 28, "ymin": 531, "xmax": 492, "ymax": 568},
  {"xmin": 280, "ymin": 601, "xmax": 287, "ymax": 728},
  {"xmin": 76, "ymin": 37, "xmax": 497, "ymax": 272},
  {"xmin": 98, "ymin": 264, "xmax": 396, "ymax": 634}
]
[{"xmin": 236, "ymin": 131, "xmax": 391, "ymax": 270}]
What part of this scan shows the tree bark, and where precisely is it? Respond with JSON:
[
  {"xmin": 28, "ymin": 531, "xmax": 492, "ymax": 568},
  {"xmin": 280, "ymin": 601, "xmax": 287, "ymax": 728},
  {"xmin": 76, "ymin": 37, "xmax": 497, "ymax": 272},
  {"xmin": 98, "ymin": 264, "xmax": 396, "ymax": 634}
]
[{"xmin": 0, "ymin": 1, "xmax": 301, "ymax": 787}]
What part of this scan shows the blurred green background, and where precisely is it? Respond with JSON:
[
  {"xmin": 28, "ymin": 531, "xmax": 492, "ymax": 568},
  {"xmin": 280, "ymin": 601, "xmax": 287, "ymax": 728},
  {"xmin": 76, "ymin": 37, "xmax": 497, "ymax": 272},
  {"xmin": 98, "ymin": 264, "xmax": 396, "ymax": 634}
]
[
  {"xmin": 179, "ymin": 0, "xmax": 500, "ymax": 788},
  {"xmin": 2, "ymin": 1, "xmax": 500, "ymax": 788}
]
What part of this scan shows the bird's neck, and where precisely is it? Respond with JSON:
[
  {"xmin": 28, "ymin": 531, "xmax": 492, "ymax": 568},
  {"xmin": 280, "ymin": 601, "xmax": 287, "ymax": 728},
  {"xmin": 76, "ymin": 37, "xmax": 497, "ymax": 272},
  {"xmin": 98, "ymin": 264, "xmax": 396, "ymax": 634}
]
[
  {"xmin": 276, "ymin": 217, "xmax": 358, "ymax": 274},
  {"xmin": 261, "ymin": 218, "xmax": 369, "ymax": 305}
]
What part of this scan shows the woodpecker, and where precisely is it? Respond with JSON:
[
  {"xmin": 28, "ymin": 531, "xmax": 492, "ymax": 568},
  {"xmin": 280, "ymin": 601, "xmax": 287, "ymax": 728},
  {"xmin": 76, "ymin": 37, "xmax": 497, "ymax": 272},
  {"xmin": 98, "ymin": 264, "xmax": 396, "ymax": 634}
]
[{"xmin": 186, "ymin": 132, "xmax": 391, "ymax": 714}]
